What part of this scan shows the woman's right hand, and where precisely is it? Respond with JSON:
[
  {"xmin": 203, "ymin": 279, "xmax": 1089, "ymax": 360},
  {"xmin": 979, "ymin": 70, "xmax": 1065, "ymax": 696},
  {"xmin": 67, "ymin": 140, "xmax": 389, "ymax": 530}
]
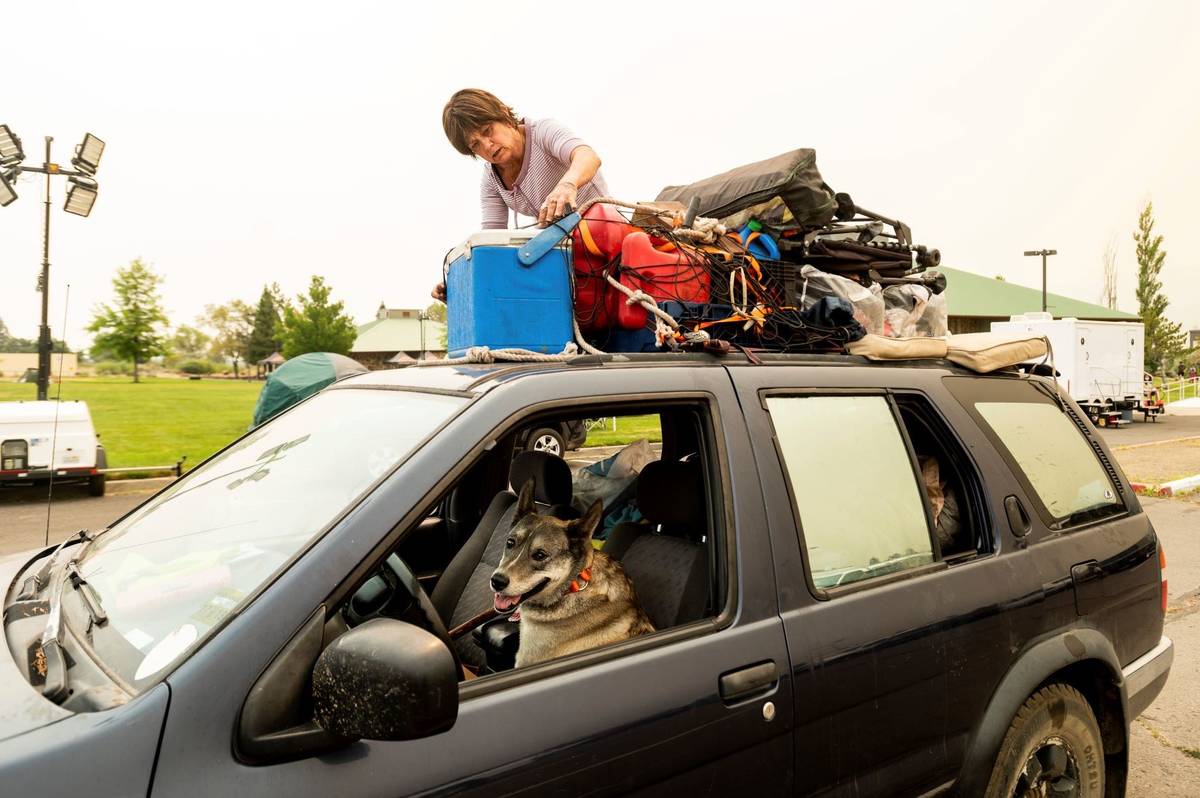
[{"xmin": 431, "ymin": 282, "xmax": 447, "ymax": 302}]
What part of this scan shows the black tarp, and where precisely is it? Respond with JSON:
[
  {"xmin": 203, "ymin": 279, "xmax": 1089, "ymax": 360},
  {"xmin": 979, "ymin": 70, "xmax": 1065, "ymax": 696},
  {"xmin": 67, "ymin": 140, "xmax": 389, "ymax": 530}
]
[{"xmin": 655, "ymin": 148, "xmax": 837, "ymax": 229}]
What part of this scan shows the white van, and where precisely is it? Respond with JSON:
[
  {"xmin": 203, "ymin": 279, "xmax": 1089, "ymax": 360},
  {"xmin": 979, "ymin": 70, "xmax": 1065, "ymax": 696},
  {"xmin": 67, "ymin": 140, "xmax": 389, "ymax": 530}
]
[
  {"xmin": 991, "ymin": 314, "xmax": 1144, "ymax": 422},
  {"xmin": 0, "ymin": 400, "xmax": 106, "ymax": 495}
]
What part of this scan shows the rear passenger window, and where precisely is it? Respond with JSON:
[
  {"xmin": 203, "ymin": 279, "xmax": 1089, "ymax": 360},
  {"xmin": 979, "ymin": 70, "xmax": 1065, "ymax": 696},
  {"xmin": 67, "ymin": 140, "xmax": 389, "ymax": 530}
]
[
  {"xmin": 766, "ymin": 395, "xmax": 934, "ymax": 589},
  {"xmin": 975, "ymin": 401, "xmax": 1121, "ymax": 524}
]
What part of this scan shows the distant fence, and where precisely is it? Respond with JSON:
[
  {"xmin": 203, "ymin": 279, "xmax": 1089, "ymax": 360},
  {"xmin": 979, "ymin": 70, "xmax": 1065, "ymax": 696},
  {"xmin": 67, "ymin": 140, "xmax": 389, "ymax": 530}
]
[
  {"xmin": 101, "ymin": 457, "xmax": 188, "ymax": 478},
  {"xmin": 1160, "ymin": 376, "xmax": 1200, "ymax": 404}
]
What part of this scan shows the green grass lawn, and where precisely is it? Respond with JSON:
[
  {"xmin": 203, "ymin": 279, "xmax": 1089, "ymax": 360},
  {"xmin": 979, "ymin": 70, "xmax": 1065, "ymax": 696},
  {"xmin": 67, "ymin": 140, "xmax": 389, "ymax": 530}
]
[
  {"xmin": 583, "ymin": 414, "xmax": 662, "ymax": 447},
  {"xmin": 0, "ymin": 377, "xmax": 260, "ymax": 470}
]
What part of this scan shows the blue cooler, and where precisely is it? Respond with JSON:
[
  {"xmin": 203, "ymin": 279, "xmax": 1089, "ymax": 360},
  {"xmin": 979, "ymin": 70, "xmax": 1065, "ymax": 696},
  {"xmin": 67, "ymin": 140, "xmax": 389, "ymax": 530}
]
[{"xmin": 446, "ymin": 231, "xmax": 574, "ymax": 357}]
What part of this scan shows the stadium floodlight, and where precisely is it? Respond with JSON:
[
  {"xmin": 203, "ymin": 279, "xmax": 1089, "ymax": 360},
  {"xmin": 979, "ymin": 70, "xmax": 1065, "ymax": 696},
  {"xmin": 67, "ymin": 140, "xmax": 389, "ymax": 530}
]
[
  {"xmin": 0, "ymin": 124, "xmax": 24, "ymax": 166},
  {"xmin": 63, "ymin": 175, "xmax": 98, "ymax": 217},
  {"xmin": 0, "ymin": 170, "xmax": 16, "ymax": 207},
  {"xmin": 71, "ymin": 133, "xmax": 104, "ymax": 175}
]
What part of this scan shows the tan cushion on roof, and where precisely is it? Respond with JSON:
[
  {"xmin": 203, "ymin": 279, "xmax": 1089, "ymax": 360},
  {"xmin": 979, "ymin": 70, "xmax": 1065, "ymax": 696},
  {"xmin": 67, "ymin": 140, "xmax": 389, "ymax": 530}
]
[
  {"xmin": 846, "ymin": 334, "xmax": 949, "ymax": 360},
  {"xmin": 846, "ymin": 332, "xmax": 1048, "ymax": 373},
  {"xmin": 945, "ymin": 332, "xmax": 1048, "ymax": 373}
]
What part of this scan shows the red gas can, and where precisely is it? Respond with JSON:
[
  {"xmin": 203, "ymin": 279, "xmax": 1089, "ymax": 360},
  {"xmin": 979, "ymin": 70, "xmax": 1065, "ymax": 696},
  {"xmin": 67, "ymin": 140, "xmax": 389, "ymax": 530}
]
[
  {"xmin": 616, "ymin": 232, "xmax": 711, "ymax": 330},
  {"xmin": 572, "ymin": 203, "xmax": 636, "ymax": 332}
]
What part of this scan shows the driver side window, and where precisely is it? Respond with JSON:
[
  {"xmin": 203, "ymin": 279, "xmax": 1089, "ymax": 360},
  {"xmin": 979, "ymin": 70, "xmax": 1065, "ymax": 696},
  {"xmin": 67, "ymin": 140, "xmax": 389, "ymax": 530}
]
[{"xmin": 346, "ymin": 403, "xmax": 724, "ymax": 682}]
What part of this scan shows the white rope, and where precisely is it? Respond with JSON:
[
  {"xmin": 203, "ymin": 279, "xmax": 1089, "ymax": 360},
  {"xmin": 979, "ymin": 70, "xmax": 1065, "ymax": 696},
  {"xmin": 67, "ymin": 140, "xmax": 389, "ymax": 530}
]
[
  {"xmin": 669, "ymin": 216, "xmax": 726, "ymax": 243},
  {"xmin": 728, "ymin": 267, "xmax": 749, "ymax": 315},
  {"xmin": 573, "ymin": 316, "xmax": 606, "ymax": 355},
  {"xmin": 417, "ymin": 342, "xmax": 582, "ymax": 365},
  {"xmin": 605, "ymin": 274, "xmax": 681, "ymax": 331}
]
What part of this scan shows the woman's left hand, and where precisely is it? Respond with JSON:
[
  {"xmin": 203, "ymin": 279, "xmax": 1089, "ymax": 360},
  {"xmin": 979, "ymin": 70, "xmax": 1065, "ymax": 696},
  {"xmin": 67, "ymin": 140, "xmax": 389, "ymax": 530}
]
[{"xmin": 538, "ymin": 181, "xmax": 578, "ymax": 226}]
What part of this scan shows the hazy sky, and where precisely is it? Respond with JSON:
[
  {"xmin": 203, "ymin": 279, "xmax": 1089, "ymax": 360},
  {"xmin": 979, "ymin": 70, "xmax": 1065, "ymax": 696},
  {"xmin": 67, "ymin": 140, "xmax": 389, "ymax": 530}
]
[{"xmin": 2, "ymin": 0, "xmax": 1198, "ymax": 349}]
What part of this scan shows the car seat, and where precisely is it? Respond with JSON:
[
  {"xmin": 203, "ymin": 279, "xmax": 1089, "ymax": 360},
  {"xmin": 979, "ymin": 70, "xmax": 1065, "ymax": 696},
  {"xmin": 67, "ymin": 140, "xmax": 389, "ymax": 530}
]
[
  {"xmin": 603, "ymin": 460, "xmax": 709, "ymax": 629},
  {"xmin": 431, "ymin": 450, "xmax": 576, "ymax": 667}
]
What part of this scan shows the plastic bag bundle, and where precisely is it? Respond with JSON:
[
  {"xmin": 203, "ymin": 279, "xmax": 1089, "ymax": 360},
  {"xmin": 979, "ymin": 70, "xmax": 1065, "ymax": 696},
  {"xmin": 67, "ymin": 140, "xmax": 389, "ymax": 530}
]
[
  {"xmin": 797, "ymin": 265, "xmax": 883, "ymax": 335},
  {"xmin": 882, "ymin": 284, "xmax": 948, "ymax": 338},
  {"xmin": 572, "ymin": 439, "xmax": 656, "ymax": 538}
]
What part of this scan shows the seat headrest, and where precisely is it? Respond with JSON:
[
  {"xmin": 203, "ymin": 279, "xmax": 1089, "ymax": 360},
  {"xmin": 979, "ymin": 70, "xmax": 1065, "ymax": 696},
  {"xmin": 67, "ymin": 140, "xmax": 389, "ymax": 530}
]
[
  {"xmin": 510, "ymin": 451, "xmax": 573, "ymax": 506},
  {"xmin": 637, "ymin": 460, "xmax": 704, "ymax": 529}
]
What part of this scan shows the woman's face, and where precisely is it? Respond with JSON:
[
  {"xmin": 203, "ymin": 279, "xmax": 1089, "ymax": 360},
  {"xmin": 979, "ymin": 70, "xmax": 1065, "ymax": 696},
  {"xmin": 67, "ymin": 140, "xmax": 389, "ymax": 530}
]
[{"xmin": 466, "ymin": 121, "xmax": 523, "ymax": 167}]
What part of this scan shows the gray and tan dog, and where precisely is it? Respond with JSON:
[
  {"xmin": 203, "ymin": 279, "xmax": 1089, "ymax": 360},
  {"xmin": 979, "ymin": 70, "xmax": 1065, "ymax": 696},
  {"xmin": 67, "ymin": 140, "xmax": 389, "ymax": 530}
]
[{"xmin": 490, "ymin": 479, "xmax": 654, "ymax": 667}]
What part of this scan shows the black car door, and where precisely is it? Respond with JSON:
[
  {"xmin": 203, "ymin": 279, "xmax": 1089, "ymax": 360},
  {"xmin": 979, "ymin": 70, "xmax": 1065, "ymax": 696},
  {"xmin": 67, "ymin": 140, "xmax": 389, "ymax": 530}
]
[
  {"xmin": 730, "ymin": 364, "xmax": 970, "ymax": 797},
  {"xmin": 149, "ymin": 365, "xmax": 795, "ymax": 797}
]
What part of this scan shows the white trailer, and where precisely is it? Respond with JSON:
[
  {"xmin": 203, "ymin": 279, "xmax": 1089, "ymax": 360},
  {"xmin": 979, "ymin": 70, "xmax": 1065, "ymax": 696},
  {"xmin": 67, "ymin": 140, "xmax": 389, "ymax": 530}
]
[
  {"xmin": 990, "ymin": 314, "xmax": 1150, "ymax": 426},
  {"xmin": 0, "ymin": 400, "xmax": 107, "ymax": 495}
]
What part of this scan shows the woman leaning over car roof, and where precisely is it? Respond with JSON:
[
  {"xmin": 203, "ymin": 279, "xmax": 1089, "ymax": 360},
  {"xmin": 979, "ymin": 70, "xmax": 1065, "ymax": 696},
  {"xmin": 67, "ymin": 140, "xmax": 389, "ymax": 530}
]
[{"xmin": 433, "ymin": 88, "xmax": 611, "ymax": 301}]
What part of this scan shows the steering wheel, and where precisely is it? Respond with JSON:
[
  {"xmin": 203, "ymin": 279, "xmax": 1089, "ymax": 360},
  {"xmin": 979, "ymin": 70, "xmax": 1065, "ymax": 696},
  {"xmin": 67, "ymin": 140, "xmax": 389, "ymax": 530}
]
[{"xmin": 344, "ymin": 553, "xmax": 460, "ymax": 672}]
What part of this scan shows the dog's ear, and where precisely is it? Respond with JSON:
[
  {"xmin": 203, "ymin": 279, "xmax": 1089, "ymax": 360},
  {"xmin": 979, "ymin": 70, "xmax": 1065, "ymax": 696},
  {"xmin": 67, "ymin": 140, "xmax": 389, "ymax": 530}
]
[
  {"xmin": 515, "ymin": 478, "xmax": 536, "ymax": 519},
  {"xmin": 567, "ymin": 499, "xmax": 603, "ymax": 542}
]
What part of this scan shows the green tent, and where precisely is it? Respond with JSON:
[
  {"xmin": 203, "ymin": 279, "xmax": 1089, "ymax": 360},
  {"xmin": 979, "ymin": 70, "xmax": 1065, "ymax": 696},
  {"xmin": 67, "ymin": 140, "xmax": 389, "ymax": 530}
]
[{"xmin": 251, "ymin": 352, "xmax": 368, "ymax": 427}]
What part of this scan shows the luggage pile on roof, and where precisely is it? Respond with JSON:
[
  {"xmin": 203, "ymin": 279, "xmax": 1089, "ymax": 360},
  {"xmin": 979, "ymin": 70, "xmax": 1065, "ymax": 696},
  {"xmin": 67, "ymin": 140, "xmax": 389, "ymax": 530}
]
[
  {"xmin": 445, "ymin": 148, "xmax": 950, "ymax": 359},
  {"xmin": 573, "ymin": 148, "xmax": 947, "ymax": 354}
]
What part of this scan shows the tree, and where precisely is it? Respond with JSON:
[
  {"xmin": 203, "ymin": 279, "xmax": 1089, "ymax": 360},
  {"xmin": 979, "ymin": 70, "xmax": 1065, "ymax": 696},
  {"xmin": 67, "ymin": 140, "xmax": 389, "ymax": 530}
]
[
  {"xmin": 1133, "ymin": 201, "xmax": 1186, "ymax": 372},
  {"xmin": 247, "ymin": 285, "xmax": 284, "ymax": 363},
  {"xmin": 169, "ymin": 324, "xmax": 211, "ymax": 360},
  {"xmin": 1100, "ymin": 235, "xmax": 1118, "ymax": 310},
  {"xmin": 202, "ymin": 301, "xmax": 254, "ymax": 378},
  {"xmin": 86, "ymin": 259, "xmax": 169, "ymax": 383},
  {"xmin": 423, "ymin": 302, "xmax": 446, "ymax": 323},
  {"xmin": 280, "ymin": 276, "xmax": 357, "ymax": 358},
  {"xmin": 0, "ymin": 317, "xmax": 69, "ymax": 353},
  {"xmin": 423, "ymin": 302, "xmax": 448, "ymax": 349}
]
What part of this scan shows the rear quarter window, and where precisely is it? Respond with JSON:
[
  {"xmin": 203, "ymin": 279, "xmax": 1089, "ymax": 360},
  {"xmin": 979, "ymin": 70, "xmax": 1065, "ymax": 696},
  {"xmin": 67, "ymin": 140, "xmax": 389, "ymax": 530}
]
[{"xmin": 945, "ymin": 377, "xmax": 1124, "ymax": 528}]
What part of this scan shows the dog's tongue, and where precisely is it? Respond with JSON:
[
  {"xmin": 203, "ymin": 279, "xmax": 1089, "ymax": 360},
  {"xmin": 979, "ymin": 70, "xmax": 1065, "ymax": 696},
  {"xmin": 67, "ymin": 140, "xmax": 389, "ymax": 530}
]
[{"xmin": 493, "ymin": 593, "xmax": 521, "ymax": 613}]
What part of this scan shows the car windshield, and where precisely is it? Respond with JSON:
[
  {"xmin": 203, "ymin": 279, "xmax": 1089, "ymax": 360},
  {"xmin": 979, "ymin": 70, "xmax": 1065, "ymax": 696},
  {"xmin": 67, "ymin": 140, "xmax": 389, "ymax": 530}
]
[{"xmin": 74, "ymin": 386, "xmax": 466, "ymax": 687}]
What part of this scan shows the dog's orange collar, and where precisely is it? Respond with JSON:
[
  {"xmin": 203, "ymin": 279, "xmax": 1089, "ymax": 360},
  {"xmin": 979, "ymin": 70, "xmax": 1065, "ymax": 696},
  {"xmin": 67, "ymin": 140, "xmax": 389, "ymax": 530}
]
[{"xmin": 568, "ymin": 567, "xmax": 592, "ymax": 593}]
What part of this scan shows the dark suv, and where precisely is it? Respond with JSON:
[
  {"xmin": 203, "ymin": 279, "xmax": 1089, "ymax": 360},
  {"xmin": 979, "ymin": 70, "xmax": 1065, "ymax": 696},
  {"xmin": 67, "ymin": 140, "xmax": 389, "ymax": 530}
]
[{"xmin": 0, "ymin": 353, "xmax": 1172, "ymax": 797}]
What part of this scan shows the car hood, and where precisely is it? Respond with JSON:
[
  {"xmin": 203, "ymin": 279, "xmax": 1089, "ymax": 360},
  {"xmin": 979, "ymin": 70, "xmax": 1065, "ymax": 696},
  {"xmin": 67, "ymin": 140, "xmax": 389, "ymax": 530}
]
[{"xmin": 0, "ymin": 548, "xmax": 73, "ymax": 742}]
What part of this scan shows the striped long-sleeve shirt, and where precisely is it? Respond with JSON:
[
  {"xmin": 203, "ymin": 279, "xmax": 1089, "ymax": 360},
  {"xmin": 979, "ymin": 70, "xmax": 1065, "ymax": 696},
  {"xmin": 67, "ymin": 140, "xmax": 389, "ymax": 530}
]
[{"xmin": 479, "ymin": 118, "xmax": 610, "ymax": 229}]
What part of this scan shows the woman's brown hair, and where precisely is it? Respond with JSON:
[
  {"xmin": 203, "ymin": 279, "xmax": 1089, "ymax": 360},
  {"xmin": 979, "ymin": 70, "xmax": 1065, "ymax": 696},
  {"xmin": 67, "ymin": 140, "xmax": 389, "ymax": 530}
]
[{"xmin": 442, "ymin": 89, "xmax": 520, "ymax": 156}]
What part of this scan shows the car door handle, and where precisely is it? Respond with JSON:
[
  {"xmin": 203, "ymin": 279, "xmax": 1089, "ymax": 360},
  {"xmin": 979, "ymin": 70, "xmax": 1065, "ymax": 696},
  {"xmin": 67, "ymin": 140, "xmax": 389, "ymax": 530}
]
[
  {"xmin": 1004, "ymin": 495, "xmax": 1032, "ymax": 538},
  {"xmin": 719, "ymin": 661, "xmax": 778, "ymax": 704}
]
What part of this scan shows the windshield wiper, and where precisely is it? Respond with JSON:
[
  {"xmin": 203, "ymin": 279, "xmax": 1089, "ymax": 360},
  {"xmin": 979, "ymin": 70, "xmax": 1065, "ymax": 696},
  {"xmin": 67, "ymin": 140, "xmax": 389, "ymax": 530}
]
[
  {"xmin": 65, "ymin": 560, "xmax": 108, "ymax": 630},
  {"xmin": 38, "ymin": 538, "xmax": 102, "ymax": 704},
  {"xmin": 15, "ymin": 529, "xmax": 94, "ymax": 602}
]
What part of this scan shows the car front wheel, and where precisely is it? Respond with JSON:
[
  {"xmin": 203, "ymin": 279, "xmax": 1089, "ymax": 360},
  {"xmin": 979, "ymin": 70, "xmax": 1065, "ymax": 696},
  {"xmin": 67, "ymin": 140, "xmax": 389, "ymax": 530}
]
[
  {"xmin": 984, "ymin": 683, "xmax": 1105, "ymax": 797},
  {"xmin": 525, "ymin": 427, "xmax": 565, "ymax": 457}
]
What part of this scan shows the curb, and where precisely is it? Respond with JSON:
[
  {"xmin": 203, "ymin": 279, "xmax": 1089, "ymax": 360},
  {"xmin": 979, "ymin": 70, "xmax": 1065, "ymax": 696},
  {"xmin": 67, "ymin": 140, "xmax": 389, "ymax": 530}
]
[
  {"xmin": 1131, "ymin": 472, "xmax": 1200, "ymax": 498},
  {"xmin": 107, "ymin": 476, "xmax": 175, "ymax": 495},
  {"xmin": 1112, "ymin": 435, "xmax": 1200, "ymax": 452}
]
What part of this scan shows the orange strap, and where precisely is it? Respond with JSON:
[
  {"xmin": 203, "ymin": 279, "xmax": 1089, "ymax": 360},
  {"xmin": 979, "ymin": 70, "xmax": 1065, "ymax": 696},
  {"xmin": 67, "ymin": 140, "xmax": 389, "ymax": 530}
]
[
  {"xmin": 693, "ymin": 306, "xmax": 771, "ymax": 333},
  {"xmin": 577, "ymin": 220, "xmax": 605, "ymax": 258}
]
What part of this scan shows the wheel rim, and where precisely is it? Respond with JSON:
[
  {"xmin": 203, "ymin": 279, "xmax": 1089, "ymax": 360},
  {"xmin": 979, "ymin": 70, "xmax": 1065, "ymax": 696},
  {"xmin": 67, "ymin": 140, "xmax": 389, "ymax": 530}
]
[
  {"xmin": 1015, "ymin": 736, "xmax": 1081, "ymax": 797},
  {"xmin": 532, "ymin": 434, "xmax": 561, "ymax": 455}
]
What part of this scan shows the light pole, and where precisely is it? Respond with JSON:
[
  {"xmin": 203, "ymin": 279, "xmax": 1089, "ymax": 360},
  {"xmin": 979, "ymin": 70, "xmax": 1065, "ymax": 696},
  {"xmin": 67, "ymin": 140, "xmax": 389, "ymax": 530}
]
[
  {"xmin": 1023, "ymin": 249, "xmax": 1058, "ymax": 313},
  {"xmin": 0, "ymin": 126, "xmax": 105, "ymax": 400}
]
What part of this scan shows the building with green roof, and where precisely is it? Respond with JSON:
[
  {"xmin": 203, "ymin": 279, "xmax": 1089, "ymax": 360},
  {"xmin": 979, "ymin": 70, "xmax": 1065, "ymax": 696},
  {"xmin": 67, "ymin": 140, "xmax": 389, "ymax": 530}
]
[
  {"xmin": 350, "ymin": 305, "xmax": 447, "ymax": 369},
  {"xmin": 940, "ymin": 266, "xmax": 1138, "ymax": 334}
]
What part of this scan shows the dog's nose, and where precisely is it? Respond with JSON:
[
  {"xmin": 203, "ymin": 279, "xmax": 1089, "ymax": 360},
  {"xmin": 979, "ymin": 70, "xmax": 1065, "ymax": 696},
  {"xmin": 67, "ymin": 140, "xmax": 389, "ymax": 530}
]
[{"xmin": 490, "ymin": 572, "xmax": 509, "ymax": 592}]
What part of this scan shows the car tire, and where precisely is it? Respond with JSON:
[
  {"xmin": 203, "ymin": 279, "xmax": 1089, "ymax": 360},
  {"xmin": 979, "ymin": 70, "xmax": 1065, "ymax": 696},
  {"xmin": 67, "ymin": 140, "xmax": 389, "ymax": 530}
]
[
  {"xmin": 525, "ymin": 427, "xmax": 565, "ymax": 457},
  {"xmin": 88, "ymin": 473, "xmax": 106, "ymax": 497},
  {"xmin": 984, "ymin": 683, "xmax": 1105, "ymax": 798}
]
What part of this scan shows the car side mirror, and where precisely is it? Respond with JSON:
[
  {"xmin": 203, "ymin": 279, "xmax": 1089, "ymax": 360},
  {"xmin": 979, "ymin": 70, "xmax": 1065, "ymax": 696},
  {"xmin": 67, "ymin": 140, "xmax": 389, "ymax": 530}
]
[{"xmin": 312, "ymin": 618, "xmax": 458, "ymax": 741}]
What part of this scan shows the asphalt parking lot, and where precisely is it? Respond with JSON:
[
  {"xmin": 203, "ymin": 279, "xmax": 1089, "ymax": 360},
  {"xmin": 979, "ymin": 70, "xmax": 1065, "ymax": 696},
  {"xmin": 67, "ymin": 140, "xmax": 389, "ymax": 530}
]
[{"xmin": 0, "ymin": 457, "xmax": 1196, "ymax": 794}]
